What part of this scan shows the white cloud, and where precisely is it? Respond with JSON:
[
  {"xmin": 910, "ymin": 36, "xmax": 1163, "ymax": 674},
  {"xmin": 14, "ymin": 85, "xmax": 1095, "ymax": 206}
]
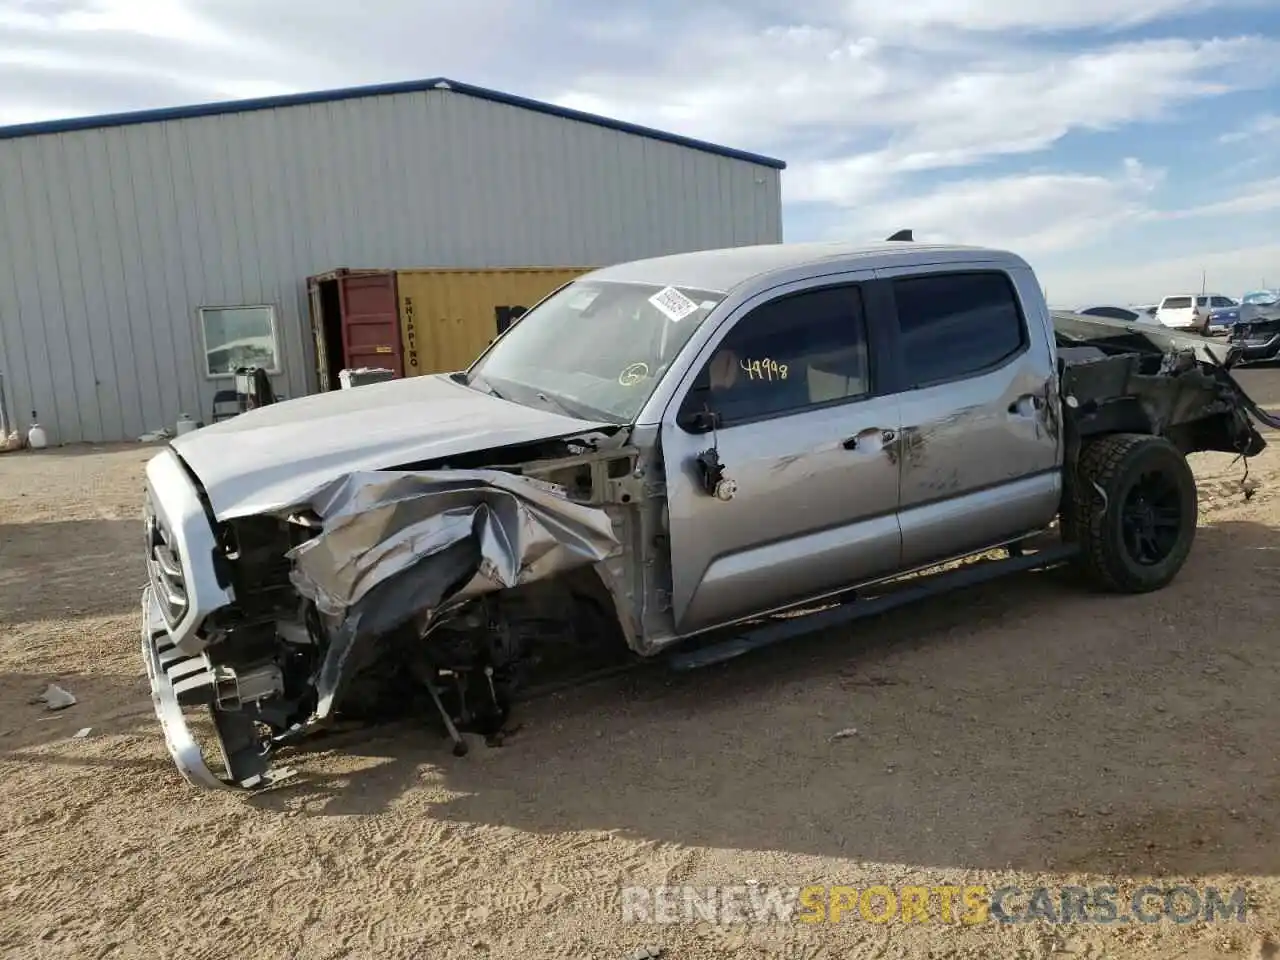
[
  {"xmin": 1156, "ymin": 177, "xmax": 1280, "ymax": 218},
  {"xmin": 1043, "ymin": 243, "xmax": 1280, "ymax": 305},
  {"xmin": 0, "ymin": 0, "xmax": 300, "ymax": 124},
  {"xmin": 556, "ymin": 34, "xmax": 1279, "ymax": 176},
  {"xmin": 553, "ymin": 25, "xmax": 895, "ymax": 152},
  {"xmin": 880, "ymin": 38, "xmax": 1262, "ymax": 169},
  {"xmin": 0, "ymin": 0, "xmax": 1276, "ymax": 307},
  {"xmin": 1219, "ymin": 113, "xmax": 1280, "ymax": 142},
  {"xmin": 0, "ymin": 45, "xmax": 293, "ymax": 102},
  {"xmin": 780, "ymin": 37, "xmax": 1270, "ymax": 214},
  {"xmin": 2, "ymin": 0, "xmax": 264, "ymax": 51},
  {"xmin": 836, "ymin": 0, "xmax": 1268, "ymax": 33},
  {"xmin": 785, "ymin": 152, "xmax": 900, "ymax": 207},
  {"xmin": 557, "ymin": 17, "xmax": 1280, "ymax": 306},
  {"xmin": 826, "ymin": 159, "xmax": 1162, "ymax": 254}
]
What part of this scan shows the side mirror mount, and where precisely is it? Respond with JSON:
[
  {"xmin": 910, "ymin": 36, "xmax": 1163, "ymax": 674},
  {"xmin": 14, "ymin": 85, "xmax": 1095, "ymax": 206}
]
[
  {"xmin": 677, "ymin": 370, "xmax": 719, "ymax": 432},
  {"xmin": 677, "ymin": 405, "xmax": 719, "ymax": 433}
]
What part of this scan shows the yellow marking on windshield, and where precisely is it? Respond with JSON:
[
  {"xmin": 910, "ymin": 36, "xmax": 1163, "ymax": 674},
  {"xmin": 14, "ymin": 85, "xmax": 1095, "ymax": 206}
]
[{"xmin": 619, "ymin": 362, "xmax": 650, "ymax": 386}]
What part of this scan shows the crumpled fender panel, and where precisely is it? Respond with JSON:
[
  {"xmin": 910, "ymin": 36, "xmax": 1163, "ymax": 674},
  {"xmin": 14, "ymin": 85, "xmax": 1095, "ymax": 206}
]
[
  {"xmin": 279, "ymin": 469, "xmax": 620, "ymax": 720},
  {"xmin": 1053, "ymin": 310, "xmax": 1273, "ymax": 457}
]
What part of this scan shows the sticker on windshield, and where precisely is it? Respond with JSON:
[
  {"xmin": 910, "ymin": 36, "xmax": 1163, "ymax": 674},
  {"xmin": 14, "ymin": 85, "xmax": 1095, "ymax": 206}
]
[{"xmin": 648, "ymin": 286, "xmax": 700, "ymax": 323}]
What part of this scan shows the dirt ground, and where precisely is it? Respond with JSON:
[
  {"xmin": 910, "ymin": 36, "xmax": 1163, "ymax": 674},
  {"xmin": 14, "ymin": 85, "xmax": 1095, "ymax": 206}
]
[{"xmin": 3, "ymin": 411, "xmax": 1280, "ymax": 959}]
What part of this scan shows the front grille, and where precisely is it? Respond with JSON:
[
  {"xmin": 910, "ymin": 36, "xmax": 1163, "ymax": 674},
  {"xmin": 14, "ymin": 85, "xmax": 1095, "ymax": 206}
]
[{"xmin": 144, "ymin": 494, "xmax": 188, "ymax": 626}]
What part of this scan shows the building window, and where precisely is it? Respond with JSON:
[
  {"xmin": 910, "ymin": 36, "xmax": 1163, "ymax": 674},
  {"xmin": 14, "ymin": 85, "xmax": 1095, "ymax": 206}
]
[{"xmin": 198, "ymin": 305, "xmax": 282, "ymax": 378}]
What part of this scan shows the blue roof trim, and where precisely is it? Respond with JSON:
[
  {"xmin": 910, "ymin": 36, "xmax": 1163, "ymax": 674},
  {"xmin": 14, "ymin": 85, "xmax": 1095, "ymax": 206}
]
[{"xmin": 0, "ymin": 76, "xmax": 787, "ymax": 170}]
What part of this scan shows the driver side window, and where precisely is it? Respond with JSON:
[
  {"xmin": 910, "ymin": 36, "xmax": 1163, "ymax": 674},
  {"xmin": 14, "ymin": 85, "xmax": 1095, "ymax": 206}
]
[{"xmin": 682, "ymin": 284, "xmax": 870, "ymax": 426}]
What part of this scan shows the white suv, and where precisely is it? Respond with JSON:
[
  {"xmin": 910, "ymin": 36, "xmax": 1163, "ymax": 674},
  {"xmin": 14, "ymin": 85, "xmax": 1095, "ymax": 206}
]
[{"xmin": 1155, "ymin": 294, "xmax": 1234, "ymax": 332}]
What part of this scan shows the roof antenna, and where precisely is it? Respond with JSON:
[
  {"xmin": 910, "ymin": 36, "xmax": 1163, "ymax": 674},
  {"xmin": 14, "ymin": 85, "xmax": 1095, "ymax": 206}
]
[{"xmin": 886, "ymin": 229, "xmax": 913, "ymax": 242}]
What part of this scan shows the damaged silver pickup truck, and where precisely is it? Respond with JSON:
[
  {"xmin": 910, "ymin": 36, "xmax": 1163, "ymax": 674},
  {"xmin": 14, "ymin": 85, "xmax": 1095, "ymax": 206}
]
[{"xmin": 141, "ymin": 239, "xmax": 1279, "ymax": 789}]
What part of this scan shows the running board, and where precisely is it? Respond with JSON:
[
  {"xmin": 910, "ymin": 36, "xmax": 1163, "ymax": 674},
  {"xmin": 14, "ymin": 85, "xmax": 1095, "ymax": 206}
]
[{"xmin": 666, "ymin": 543, "xmax": 1080, "ymax": 672}]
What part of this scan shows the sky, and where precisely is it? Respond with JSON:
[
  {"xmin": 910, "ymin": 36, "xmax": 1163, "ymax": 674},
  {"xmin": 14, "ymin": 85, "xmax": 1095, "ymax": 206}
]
[{"xmin": 2, "ymin": 0, "xmax": 1279, "ymax": 306}]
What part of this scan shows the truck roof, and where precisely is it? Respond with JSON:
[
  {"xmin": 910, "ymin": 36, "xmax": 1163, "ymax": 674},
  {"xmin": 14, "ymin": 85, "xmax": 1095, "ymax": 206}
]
[{"xmin": 585, "ymin": 240, "xmax": 1031, "ymax": 294}]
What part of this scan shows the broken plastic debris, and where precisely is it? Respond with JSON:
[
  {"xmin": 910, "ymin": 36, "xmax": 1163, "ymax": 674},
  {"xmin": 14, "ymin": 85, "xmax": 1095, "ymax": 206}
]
[
  {"xmin": 630, "ymin": 948, "xmax": 665, "ymax": 960},
  {"xmin": 829, "ymin": 727, "xmax": 858, "ymax": 742},
  {"xmin": 72, "ymin": 727, "xmax": 92, "ymax": 739},
  {"xmin": 33, "ymin": 684, "xmax": 76, "ymax": 711}
]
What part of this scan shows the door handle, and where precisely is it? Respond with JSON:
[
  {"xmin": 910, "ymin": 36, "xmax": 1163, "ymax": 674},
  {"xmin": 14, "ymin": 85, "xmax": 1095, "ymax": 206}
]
[
  {"xmin": 1008, "ymin": 394, "xmax": 1044, "ymax": 416},
  {"xmin": 842, "ymin": 428, "xmax": 895, "ymax": 450}
]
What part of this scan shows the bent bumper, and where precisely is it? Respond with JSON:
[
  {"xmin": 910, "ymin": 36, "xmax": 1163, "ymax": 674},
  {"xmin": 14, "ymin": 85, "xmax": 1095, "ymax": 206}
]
[
  {"xmin": 1232, "ymin": 334, "xmax": 1280, "ymax": 362},
  {"xmin": 140, "ymin": 586, "xmax": 291, "ymax": 790},
  {"xmin": 140, "ymin": 586, "xmax": 232, "ymax": 789}
]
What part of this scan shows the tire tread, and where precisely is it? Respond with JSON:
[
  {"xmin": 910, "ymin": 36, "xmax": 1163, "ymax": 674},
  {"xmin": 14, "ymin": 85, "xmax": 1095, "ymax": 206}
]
[{"xmin": 1067, "ymin": 432, "xmax": 1193, "ymax": 592}]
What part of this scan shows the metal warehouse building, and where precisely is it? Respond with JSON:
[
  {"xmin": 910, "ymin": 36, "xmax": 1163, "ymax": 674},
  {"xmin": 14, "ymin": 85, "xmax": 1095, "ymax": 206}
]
[{"xmin": 0, "ymin": 77, "xmax": 785, "ymax": 444}]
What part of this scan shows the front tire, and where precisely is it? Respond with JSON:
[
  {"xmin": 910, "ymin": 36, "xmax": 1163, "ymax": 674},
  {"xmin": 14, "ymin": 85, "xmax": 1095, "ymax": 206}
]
[{"xmin": 1065, "ymin": 433, "xmax": 1198, "ymax": 593}]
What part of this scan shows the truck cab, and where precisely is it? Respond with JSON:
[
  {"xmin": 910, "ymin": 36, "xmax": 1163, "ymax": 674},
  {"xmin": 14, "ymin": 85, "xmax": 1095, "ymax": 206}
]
[{"xmin": 630, "ymin": 248, "xmax": 1062, "ymax": 633}]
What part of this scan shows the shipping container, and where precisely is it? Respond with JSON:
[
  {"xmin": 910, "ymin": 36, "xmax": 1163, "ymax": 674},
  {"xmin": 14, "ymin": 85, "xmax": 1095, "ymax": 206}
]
[
  {"xmin": 306, "ymin": 269, "xmax": 405, "ymax": 392},
  {"xmin": 396, "ymin": 267, "xmax": 589, "ymax": 377}
]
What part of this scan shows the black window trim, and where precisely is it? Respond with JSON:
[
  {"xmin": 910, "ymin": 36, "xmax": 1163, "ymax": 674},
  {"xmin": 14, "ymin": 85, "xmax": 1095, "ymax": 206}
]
[
  {"xmin": 886, "ymin": 268, "xmax": 1031, "ymax": 392},
  {"xmin": 675, "ymin": 278, "xmax": 895, "ymax": 432}
]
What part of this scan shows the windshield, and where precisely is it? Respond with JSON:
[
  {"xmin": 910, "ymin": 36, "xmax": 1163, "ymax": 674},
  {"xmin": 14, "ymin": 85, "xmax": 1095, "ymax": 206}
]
[
  {"xmin": 1243, "ymin": 290, "xmax": 1278, "ymax": 305},
  {"xmin": 465, "ymin": 278, "xmax": 726, "ymax": 423}
]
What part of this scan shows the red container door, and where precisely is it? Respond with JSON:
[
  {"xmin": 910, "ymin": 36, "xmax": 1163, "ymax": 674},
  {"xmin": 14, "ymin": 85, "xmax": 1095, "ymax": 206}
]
[{"xmin": 338, "ymin": 272, "xmax": 404, "ymax": 376}]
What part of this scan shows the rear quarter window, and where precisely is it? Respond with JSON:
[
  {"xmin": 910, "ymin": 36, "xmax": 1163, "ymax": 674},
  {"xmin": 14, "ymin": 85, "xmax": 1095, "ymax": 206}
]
[{"xmin": 892, "ymin": 271, "xmax": 1028, "ymax": 388}]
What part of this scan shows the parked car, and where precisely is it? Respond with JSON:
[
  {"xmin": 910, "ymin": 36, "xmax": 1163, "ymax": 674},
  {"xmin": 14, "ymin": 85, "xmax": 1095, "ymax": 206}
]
[
  {"xmin": 1155, "ymin": 293, "xmax": 1235, "ymax": 333},
  {"xmin": 1077, "ymin": 305, "xmax": 1151, "ymax": 324},
  {"xmin": 138, "ymin": 239, "xmax": 1276, "ymax": 789},
  {"xmin": 1230, "ymin": 290, "xmax": 1280, "ymax": 363},
  {"xmin": 1204, "ymin": 304, "xmax": 1242, "ymax": 336}
]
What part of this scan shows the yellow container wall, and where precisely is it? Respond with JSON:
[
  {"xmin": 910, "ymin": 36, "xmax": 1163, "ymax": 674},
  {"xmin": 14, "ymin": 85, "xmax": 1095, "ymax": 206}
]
[{"xmin": 397, "ymin": 267, "xmax": 590, "ymax": 377}]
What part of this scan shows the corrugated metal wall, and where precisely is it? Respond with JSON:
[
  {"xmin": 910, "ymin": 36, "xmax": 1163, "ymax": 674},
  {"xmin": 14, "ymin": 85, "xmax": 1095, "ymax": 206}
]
[{"xmin": 0, "ymin": 89, "xmax": 783, "ymax": 443}]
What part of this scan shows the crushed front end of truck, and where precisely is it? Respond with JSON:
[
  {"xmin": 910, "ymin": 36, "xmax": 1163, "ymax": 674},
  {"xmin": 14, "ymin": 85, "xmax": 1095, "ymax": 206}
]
[{"xmin": 141, "ymin": 445, "xmax": 644, "ymax": 790}]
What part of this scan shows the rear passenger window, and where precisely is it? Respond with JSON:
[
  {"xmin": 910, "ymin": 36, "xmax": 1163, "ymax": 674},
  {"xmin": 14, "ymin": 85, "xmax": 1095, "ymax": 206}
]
[
  {"xmin": 685, "ymin": 284, "xmax": 870, "ymax": 425},
  {"xmin": 893, "ymin": 272, "xmax": 1027, "ymax": 387}
]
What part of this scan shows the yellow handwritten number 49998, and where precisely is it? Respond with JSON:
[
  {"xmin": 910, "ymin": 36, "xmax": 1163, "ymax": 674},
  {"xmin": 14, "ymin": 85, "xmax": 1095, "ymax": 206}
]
[{"xmin": 742, "ymin": 358, "xmax": 788, "ymax": 381}]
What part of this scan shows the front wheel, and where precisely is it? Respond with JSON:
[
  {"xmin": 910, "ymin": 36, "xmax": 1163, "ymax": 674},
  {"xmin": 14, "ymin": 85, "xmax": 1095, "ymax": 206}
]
[{"xmin": 1064, "ymin": 433, "xmax": 1198, "ymax": 593}]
